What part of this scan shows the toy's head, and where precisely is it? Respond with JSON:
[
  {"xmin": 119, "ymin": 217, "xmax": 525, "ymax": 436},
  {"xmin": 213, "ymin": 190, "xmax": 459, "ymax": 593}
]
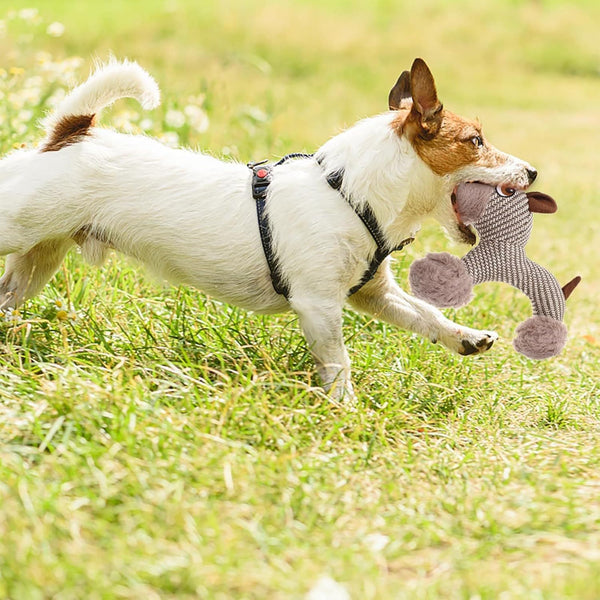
[{"xmin": 452, "ymin": 182, "xmax": 558, "ymax": 247}]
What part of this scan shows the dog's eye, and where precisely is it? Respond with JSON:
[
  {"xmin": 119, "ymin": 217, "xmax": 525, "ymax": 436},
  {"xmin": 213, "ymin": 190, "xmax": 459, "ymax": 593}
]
[{"xmin": 471, "ymin": 135, "xmax": 483, "ymax": 148}]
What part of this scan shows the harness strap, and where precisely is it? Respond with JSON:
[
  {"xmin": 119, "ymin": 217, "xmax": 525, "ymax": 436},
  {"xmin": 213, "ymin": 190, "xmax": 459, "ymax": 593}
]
[
  {"xmin": 249, "ymin": 153, "xmax": 413, "ymax": 300},
  {"xmin": 319, "ymin": 162, "xmax": 414, "ymax": 295},
  {"xmin": 249, "ymin": 160, "xmax": 290, "ymax": 298}
]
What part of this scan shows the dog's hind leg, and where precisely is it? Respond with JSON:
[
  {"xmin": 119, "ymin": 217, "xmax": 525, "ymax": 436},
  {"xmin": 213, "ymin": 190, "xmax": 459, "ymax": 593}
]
[
  {"xmin": 348, "ymin": 259, "xmax": 497, "ymax": 356},
  {"xmin": 0, "ymin": 238, "xmax": 74, "ymax": 310},
  {"xmin": 290, "ymin": 294, "xmax": 354, "ymax": 399}
]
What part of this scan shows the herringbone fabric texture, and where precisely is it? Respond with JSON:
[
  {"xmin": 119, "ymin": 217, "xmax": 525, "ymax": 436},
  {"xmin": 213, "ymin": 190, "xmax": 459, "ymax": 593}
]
[{"xmin": 462, "ymin": 190, "xmax": 565, "ymax": 321}]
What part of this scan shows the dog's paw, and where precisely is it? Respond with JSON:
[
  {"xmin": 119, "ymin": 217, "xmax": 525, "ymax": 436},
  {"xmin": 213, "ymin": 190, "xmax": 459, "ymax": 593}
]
[
  {"xmin": 439, "ymin": 327, "xmax": 498, "ymax": 356},
  {"xmin": 0, "ymin": 290, "xmax": 16, "ymax": 311},
  {"xmin": 457, "ymin": 330, "xmax": 497, "ymax": 355}
]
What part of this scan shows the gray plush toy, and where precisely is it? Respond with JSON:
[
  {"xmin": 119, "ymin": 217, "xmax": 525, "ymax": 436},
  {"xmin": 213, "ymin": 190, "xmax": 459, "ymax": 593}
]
[{"xmin": 409, "ymin": 182, "xmax": 580, "ymax": 359}]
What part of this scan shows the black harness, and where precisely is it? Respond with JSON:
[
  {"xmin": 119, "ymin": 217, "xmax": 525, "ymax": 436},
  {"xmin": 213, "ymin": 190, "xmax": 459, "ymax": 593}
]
[{"xmin": 248, "ymin": 154, "xmax": 413, "ymax": 299}]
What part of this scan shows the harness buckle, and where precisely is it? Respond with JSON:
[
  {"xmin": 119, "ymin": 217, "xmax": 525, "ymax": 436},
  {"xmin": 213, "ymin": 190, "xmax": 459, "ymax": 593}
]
[{"xmin": 249, "ymin": 161, "xmax": 273, "ymax": 201}]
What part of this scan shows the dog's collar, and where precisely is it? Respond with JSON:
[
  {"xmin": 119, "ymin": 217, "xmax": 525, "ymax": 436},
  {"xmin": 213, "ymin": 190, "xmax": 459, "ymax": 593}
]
[{"xmin": 249, "ymin": 153, "xmax": 413, "ymax": 299}]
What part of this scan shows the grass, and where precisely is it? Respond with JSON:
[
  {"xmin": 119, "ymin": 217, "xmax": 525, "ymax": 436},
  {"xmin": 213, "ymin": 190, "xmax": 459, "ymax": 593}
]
[{"xmin": 1, "ymin": 1, "xmax": 600, "ymax": 598}]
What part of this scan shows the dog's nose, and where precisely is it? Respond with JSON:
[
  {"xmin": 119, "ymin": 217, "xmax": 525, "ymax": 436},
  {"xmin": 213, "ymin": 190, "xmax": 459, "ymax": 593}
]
[{"xmin": 527, "ymin": 168, "xmax": 537, "ymax": 183}]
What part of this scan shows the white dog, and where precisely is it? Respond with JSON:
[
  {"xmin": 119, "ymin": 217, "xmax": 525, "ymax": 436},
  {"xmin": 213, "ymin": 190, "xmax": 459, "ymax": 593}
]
[{"xmin": 0, "ymin": 58, "xmax": 537, "ymax": 397}]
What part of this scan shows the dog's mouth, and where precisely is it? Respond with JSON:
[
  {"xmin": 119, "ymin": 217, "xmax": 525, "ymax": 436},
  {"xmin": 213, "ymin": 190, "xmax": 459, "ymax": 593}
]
[
  {"xmin": 451, "ymin": 197, "xmax": 478, "ymax": 245},
  {"xmin": 449, "ymin": 188, "xmax": 473, "ymax": 244}
]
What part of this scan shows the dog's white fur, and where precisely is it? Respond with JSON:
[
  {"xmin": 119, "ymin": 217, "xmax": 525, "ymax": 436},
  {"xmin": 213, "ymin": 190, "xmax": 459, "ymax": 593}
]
[{"xmin": 0, "ymin": 59, "xmax": 536, "ymax": 397}]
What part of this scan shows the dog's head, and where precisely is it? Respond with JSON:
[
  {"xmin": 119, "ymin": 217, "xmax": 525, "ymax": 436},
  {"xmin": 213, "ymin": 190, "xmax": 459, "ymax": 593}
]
[
  {"xmin": 389, "ymin": 59, "xmax": 537, "ymax": 191},
  {"xmin": 388, "ymin": 58, "xmax": 537, "ymax": 243}
]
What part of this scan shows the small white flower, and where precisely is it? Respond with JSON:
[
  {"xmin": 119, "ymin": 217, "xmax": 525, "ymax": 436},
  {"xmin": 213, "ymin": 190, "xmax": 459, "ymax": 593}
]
[
  {"xmin": 159, "ymin": 131, "xmax": 179, "ymax": 148},
  {"xmin": 165, "ymin": 109, "xmax": 185, "ymax": 128},
  {"xmin": 18, "ymin": 8, "xmax": 39, "ymax": 21},
  {"xmin": 184, "ymin": 104, "xmax": 209, "ymax": 133},
  {"xmin": 306, "ymin": 577, "xmax": 350, "ymax": 600},
  {"xmin": 112, "ymin": 110, "xmax": 138, "ymax": 133},
  {"xmin": 4, "ymin": 308, "xmax": 21, "ymax": 324},
  {"xmin": 139, "ymin": 118, "xmax": 153, "ymax": 131},
  {"xmin": 364, "ymin": 533, "xmax": 390, "ymax": 552},
  {"xmin": 35, "ymin": 51, "xmax": 52, "ymax": 64},
  {"xmin": 17, "ymin": 109, "xmax": 33, "ymax": 123},
  {"xmin": 46, "ymin": 22, "xmax": 65, "ymax": 37}
]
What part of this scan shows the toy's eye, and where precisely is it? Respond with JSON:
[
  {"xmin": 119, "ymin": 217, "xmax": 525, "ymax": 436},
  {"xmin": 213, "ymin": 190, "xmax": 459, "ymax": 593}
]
[
  {"xmin": 471, "ymin": 135, "xmax": 484, "ymax": 148},
  {"xmin": 496, "ymin": 185, "xmax": 516, "ymax": 197}
]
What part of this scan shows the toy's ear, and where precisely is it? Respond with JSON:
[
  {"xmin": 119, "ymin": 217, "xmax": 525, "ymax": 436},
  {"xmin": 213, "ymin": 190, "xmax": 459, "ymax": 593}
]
[
  {"xmin": 562, "ymin": 275, "xmax": 581, "ymax": 300},
  {"xmin": 389, "ymin": 71, "xmax": 411, "ymax": 110},
  {"xmin": 526, "ymin": 191, "xmax": 558, "ymax": 214}
]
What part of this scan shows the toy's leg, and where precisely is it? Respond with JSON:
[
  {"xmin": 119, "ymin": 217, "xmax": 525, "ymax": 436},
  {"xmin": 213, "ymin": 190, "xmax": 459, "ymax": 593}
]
[
  {"xmin": 521, "ymin": 260, "xmax": 566, "ymax": 321},
  {"xmin": 349, "ymin": 259, "xmax": 497, "ymax": 355},
  {"xmin": 463, "ymin": 249, "xmax": 566, "ymax": 321}
]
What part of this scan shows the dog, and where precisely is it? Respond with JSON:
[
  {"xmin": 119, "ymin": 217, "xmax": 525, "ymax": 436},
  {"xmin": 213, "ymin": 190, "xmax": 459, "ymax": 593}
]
[{"xmin": 0, "ymin": 58, "xmax": 537, "ymax": 398}]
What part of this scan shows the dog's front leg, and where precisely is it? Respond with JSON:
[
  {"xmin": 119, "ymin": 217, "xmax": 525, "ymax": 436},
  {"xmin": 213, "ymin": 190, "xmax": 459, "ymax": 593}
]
[
  {"xmin": 349, "ymin": 259, "xmax": 497, "ymax": 356},
  {"xmin": 290, "ymin": 295, "xmax": 353, "ymax": 399}
]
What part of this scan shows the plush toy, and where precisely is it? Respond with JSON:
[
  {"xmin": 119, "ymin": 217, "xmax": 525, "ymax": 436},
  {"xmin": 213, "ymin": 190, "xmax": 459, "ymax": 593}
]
[{"xmin": 409, "ymin": 182, "xmax": 580, "ymax": 359}]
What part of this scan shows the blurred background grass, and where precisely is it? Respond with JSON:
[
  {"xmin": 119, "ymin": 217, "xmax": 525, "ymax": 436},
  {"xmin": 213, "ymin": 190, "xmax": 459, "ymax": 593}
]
[{"xmin": 1, "ymin": 1, "xmax": 600, "ymax": 599}]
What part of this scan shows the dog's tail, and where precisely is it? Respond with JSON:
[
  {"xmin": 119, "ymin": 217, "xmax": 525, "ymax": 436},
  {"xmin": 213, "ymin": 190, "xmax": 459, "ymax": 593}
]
[{"xmin": 41, "ymin": 59, "xmax": 160, "ymax": 153}]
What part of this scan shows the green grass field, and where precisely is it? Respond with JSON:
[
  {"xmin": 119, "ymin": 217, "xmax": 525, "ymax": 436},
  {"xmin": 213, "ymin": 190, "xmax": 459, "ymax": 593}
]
[{"xmin": 1, "ymin": 1, "xmax": 600, "ymax": 598}]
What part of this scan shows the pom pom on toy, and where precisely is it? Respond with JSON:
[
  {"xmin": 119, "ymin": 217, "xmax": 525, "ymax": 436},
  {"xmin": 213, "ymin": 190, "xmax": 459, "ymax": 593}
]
[
  {"xmin": 409, "ymin": 252, "xmax": 473, "ymax": 308},
  {"xmin": 409, "ymin": 183, "xmax": 581, "ymax": 359},
  {"xmin": 513, "ymin": 315, "xmax": 568, "ymax": 360}
]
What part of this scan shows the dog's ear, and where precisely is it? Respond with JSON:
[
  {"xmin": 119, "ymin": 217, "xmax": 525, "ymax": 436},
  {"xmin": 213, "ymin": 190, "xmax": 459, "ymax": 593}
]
[
  {"xmin": 410, "ymin": 58, "xmax": 443, "ymax": 137},
  {"xmin": 388, "ymin": 71, "xmax": 411, "ymax": 110},
  {"xmin": 526, "ymin": 191, "xmax": 558, "ymax": 214}
]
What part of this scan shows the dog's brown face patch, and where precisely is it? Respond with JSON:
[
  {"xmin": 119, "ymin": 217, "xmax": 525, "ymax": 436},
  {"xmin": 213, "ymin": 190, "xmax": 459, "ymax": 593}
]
[
  {"xmin": 41, "ymin": 114, "xmax": 95, "ymax": 153},
  {"xmin": 395, "ymin": 109, "xmax": 508, "ymax": 177}
]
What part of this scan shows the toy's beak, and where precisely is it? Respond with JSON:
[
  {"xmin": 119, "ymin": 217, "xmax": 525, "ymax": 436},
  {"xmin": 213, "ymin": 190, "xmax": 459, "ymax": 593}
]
[{"xmin": 562, "ymin": 276, "xmax": 581, "ymax": 300}]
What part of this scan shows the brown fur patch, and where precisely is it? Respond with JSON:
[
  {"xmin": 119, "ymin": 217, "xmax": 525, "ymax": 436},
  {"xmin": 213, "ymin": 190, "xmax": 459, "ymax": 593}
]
[
  {"xmin": 400, "ymin": 109, "xmax": 507, "ymax": 176},
  {"xmin": 41, "ymin": 114, "xmax": 95, "ymax": 153}
]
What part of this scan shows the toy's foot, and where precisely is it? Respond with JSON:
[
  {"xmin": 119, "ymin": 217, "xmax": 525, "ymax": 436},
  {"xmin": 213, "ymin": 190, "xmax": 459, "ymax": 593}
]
[{"xmin": 513, "ymin": 315, "xmax": 567, "ymax": 359}]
